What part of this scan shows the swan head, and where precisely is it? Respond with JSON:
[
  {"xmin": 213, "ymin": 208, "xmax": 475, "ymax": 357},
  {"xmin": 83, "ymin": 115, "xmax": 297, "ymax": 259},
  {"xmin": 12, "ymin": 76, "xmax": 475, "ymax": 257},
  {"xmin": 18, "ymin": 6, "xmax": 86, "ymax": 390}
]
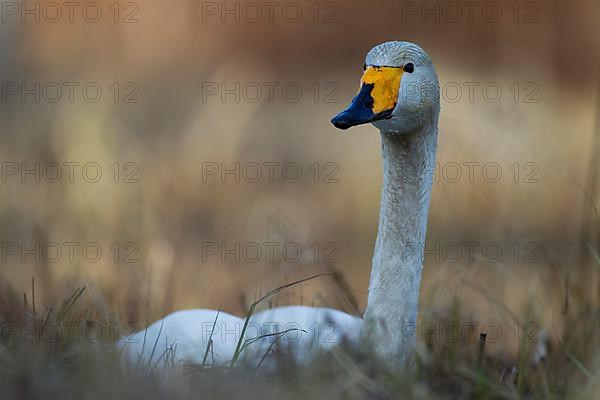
[{"xmin": 331, "ymin": 41, "xmax": 440, "ymax": 135}]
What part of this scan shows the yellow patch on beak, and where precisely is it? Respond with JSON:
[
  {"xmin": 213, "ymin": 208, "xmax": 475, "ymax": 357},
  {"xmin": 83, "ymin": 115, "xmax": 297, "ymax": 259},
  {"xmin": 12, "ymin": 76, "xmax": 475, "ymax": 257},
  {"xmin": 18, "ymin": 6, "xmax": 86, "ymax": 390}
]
[{"xmin": 360, "ymin": 66, "xmax": 403, "ymax": 115}]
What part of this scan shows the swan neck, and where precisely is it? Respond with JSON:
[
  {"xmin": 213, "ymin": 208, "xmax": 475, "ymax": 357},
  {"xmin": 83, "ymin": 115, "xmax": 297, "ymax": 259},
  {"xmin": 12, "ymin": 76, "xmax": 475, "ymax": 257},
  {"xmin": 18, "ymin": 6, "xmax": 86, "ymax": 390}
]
[{"xmin": 362, "ymin": 123, "xmax": 438, "ymax": 361}]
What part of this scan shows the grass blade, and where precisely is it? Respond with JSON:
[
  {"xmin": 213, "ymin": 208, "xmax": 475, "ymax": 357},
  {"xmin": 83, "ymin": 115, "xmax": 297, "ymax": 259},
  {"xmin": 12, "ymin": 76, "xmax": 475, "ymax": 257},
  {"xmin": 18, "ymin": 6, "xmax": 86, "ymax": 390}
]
[
  {"xmin": 202, "ymin": 306, "xmax": 222, "ymax": 366},
  {"xmin": 230, "ymin": 273, "xmax": 333, "ymax": 366}
]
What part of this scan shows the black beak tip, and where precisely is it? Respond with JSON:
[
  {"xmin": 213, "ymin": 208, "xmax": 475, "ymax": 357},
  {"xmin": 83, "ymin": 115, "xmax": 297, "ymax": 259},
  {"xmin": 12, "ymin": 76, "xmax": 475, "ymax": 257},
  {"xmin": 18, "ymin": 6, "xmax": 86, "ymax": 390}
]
[{"xmin": 331, "ymin": 114, "xmax": 351, "ymax": 130}]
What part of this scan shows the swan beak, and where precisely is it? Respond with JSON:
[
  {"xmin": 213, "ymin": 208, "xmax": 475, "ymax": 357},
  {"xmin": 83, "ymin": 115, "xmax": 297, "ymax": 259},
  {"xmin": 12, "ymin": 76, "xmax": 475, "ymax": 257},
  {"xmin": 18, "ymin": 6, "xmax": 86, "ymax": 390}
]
[{"xmin": 331, "ymin": 66, "xmax": 403, "ymax": 130}]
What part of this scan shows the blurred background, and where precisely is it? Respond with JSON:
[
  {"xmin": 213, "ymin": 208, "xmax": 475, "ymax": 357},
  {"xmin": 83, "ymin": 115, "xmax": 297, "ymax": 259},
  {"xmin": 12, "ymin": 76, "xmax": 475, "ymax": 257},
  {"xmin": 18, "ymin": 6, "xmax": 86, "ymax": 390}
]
[{"xmin": 0, "ymin": 0, "xmax": 598, "ymax": 359}]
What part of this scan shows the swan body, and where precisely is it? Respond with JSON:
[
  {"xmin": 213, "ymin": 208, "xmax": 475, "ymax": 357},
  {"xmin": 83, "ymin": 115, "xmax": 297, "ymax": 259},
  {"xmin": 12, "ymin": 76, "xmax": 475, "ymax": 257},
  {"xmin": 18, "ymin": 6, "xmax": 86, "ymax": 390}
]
[
  {"xmin": 119, "ymin": 309, "xmax": 242, "ymax": 366},
  {"xmin": 120, "ymin": 41, "xmax": 440, "ymax": 367},
  {"xmin": 119, "ymin": 306, "xmax": 361, "ymax": 367}
]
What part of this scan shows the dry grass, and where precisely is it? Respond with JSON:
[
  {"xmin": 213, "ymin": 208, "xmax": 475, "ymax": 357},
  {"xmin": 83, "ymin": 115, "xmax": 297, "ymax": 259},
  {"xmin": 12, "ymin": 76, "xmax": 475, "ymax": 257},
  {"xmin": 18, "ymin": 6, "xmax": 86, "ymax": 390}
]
[{"xmin": 0, "ymin": 255, "xmax": 598, "ymax": 400}]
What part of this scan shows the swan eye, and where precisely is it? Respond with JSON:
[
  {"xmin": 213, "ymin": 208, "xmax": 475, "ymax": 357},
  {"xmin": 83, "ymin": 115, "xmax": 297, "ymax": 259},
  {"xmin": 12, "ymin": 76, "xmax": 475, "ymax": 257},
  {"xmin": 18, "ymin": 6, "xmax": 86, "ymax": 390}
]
[{"xmin": 403, "ymin": 63, "xmax": 415, "ymax": 73}]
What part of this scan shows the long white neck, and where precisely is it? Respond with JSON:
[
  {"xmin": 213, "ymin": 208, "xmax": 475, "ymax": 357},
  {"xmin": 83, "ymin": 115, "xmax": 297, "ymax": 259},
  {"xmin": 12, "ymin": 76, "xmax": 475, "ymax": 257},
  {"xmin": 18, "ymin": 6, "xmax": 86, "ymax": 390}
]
[{"xmin": 361, "ymin": 121, "xmax": 438, "ymax": 363}]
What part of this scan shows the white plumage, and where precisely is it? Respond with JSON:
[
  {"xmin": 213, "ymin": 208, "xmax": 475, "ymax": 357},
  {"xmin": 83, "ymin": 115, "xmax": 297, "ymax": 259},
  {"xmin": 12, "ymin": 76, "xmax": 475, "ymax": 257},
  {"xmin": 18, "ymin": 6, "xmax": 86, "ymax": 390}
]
[
  {"xmin": 120, "ymin": 41, "xmax": 440, "ymax": 368},
  {"xmin": 119, "ymin": 306, "xmax": 361, "ymax": 367}
]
